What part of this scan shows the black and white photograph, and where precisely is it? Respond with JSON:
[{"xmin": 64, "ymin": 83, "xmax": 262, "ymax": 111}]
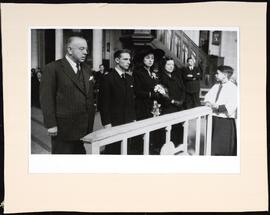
[
  {"xmin": 30, "ymin": 28, "xmax": 238, "ymax": 157},
  {"xmin": 3, "ymin": 2, "xmax": 268, "ymax": 213}
]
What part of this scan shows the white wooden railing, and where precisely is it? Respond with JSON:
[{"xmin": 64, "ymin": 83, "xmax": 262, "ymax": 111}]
[{"xmin": 81, "ymin": 106, "xmax": 213, "ymax": 155}]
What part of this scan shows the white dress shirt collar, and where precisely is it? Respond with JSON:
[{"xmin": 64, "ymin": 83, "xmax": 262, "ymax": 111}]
[
  {"xmin": 65, "ymin": 55, "xmax": 79, "ymax": 74},
  {"xmin": 115, "ymin": 67, "xmax": 125, "ymax": 77}
]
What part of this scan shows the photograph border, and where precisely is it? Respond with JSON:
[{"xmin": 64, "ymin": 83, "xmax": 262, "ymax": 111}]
[{"xmin": 1, "ymin": 2, "xmax": 267, "ymax": 213}]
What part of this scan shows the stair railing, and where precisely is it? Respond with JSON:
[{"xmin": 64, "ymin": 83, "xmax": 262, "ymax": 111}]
[{"xmin": 81, "ymin": 106, "xmax": 213, "ymax": 155}]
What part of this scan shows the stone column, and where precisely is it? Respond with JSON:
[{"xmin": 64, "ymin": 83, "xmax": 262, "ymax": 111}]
[
  {"xmin": 31, "ymin": 29, "xmax": 38, "ymax": 69},
  {"xmin": 55, "ymin": 29, "xmax": 64, "ymax": 60},
  {"xmin": 92, "ymin": 29, "xmax": 103, "ymax": 71}
]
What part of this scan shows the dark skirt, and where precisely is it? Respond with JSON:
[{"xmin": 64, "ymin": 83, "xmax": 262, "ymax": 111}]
[{"xmin": 211, "ymin": 116, "xmax": 237, "ymax": 156}]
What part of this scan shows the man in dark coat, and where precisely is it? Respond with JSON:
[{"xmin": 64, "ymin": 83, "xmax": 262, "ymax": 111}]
[
  {"xmin": 93, "ymin": 64, "xmax": 110, "ymax": 111},
  {"xmin": 31, "ymin": 68, "xmax": 40, "ymax": 108},
  {"xmin": 182, "ymin": 57, "xmax": 202, "ymax": 109},
  {"xmin": 99, "ymin": 49, "xmax": 138, "ymax": 154},
  {"xmin": 40, "ymin": 36, "xmax": 95, "ymax": 154}
]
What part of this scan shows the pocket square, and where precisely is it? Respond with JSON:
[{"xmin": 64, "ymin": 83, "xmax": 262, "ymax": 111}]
[{"xmin": 89, "ymin": 76, "xmax": 94, "ymax": 81}]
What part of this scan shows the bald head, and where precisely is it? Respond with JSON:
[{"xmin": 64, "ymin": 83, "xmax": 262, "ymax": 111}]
[{"xmin": 66, "ymin": 36, "xmax": 88, "ymax": 63}]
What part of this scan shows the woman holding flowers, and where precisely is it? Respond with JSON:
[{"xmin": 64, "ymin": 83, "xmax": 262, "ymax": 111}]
[
  {"xmin": 133, "ymin": 46, "xmax": 165, "ymax": 120},
  {"xmin": 133, "ymin": 46, "xmax": 166, "ymax": 154}
]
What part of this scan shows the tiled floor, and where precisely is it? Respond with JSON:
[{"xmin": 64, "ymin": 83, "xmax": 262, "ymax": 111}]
[{"xmin": 31, "ymin": 107, "xmax": 103, "ymax": 154}]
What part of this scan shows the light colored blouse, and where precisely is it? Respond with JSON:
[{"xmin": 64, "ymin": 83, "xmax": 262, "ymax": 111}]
[{"xmin": 204, "ymin": 81, "xmax": 237, "ymax": 118}]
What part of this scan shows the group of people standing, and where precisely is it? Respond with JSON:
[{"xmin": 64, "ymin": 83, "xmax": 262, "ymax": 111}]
[
  {"xmin": 94, "ymin": 46, "xmax": 202, "ymax": 154},
  {"xmin": 31, "ymin": 68, "xmax": 42, "ymax": 108},
  {"xmin": 39, "ymin": 36, "xmax": 237, "ymax": 156}
]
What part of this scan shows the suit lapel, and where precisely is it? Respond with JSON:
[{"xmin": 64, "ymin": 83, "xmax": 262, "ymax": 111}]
[
  {"xmin": 142, "ymin": 68, "xmax": 156, "ymax": 88},
  {"xmin": 113, "ymin": 69, "xmax": 126, "ymax": 94},
  {"xmin": 82, "ymin": 64, "xmax": 90, "ymax": 95},
  {"xmin": 61, "ymin": 58, "xmax": 86, "ymax": 95}
]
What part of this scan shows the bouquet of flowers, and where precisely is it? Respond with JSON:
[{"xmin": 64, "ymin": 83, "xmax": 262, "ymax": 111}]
[
  {"xmin": 153, "ymin": 84, "xmax": 166, "ymax": 96},
  {"xmin": 151, "ymin": 100, "xmax": 161, "ymax": 117},
  {"xmin": 151, "ymin": 84, "xmax": 169, "ymax": 117}
]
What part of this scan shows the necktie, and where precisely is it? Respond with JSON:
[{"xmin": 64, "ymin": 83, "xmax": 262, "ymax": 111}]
[
  {"xmin": 76, "ymin": 63, "xmax": 85, "ymax": 91},
  {"xmin": 215, "ymin": 83, "xmax": 223, "ymax": 102},
  {"xmin": 121, "ymin": 73, "xmax": 125, "ymax": 79},
  {"xmin": 76, "ymin": 63, "xmax": 81, "ymax": 75}
]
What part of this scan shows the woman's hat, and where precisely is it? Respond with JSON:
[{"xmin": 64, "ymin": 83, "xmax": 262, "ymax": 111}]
[{"xmin": 134, "ymin": 46, "xmax": 165, "ymax": 63}]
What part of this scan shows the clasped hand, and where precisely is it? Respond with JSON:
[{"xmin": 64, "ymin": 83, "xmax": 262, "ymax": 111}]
[
  {"xmin": 48, "ymin": 126, "xmax": 58, "ymax": 136},
  {"xmin": 174, "ymin": 100, "xmax": 183, "ymax": 107},
  {"xmin": 205, "ymin": 102, "xmax": 218, "ymax": 110}
]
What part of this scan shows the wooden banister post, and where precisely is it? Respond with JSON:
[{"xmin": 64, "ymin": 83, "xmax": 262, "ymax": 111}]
[
  {"xmin": 204, "ymin": 113, "xmax": 212, "ymax": 155},
  {"xmin": 165, "ymin": 125, "xmax": 172, "ymax": 143},
  {"xmin": 81, "ymin": 106, "xmax": 213, "ymax": 156},
  {"xmin": 121, "ymin": 139, "xmax": 128, "ymax": 155},
  {"xmin": 195, "ymin": 116, "xmax": 201, "ymax": 155},
  {"xmin": 182, "ymin": 120, "xmax": 189, "ymax": 153},
  {"xmin": 143, "ymin": 132, "xmax": 150, "ymax": 155},
  {"xmin": 203, "ymin": 115, "xmax": 207, "ymax": 152},
  {"xmin": 92, "ymin": 142, "xmax": 100, "ymax": 155}
]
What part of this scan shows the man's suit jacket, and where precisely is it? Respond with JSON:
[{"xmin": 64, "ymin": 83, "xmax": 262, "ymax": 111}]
[
  {"xmin": 133, "ymin": 67, "xmax": 159, "ymax": 120},
  {"xmin": 99, "ymin": 69, "xmax": 136, "ymax": 127},
  {"xmin": 40, "ymin": 58, "xmax": 95, "ymax": 141},
  {"xmin": 182, "ymin": 66, "xmax": 202, "ymax": 94}
]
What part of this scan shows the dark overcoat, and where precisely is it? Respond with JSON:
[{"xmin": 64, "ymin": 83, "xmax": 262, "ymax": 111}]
[
  {"xmin": 159, "ymin": 70, "xmax": 185, "ymax": 114},
  {"xmin": 133, "ymin": 67, "xmax": 159, "ymax": 120},
  {"xmin": 99, "ymin": 69, "xmax": 136, "ymax": 126},
  {"xmin": 40, "ymin": 58, "xmax": 95, "ymax": 141},
  {"xmin": 159, "ymin": 70, "xmax": 186, "ymax": 147},
  {"xmin": 182, "ymin": 66, "xmax": 202, "ymax": 93}
]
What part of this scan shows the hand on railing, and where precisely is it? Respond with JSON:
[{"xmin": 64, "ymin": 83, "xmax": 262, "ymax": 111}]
[
  {"xmin": 104, "ymin": 124, "xmax": 112, "ymax": 129},
  {"xmin": 172, "ymin": 100, "xmax": 183, "ymax": 107},
  {"xmin": 205, "ymin": 102, "xmax": 218, "ymax": 111},
  {"xmin": 47, "ymin": 126, "xmax": 58, "ymax": 136}
]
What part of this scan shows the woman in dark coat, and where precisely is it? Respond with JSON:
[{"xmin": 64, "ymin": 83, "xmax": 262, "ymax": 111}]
[
  {"xmin": 133, "ymin": 46, "xmax": 165, "ymax": 120},
  {"xmin": 159, "ymin": 57, "xmax": 185, "ymax": 147},
  {"xmin": 133, "ymin": 46, "xmax": 165, "ymax": 154}
]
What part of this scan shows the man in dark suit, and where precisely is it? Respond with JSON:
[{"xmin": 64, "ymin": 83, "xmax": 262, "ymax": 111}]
[
  {"xmin": 93, "ymin": 64, "xmax": 107, "ymax": 112},
  {"xmin": 40, "ymin": 36, "xmax": 95, "ymax": 154},
  {"xmin": 182, "ymin": 57, "xmax": 202, "ymax": 109},
  {"xmin": 99, "ymin": 49, "xmax": 137, "ymax": 154}
]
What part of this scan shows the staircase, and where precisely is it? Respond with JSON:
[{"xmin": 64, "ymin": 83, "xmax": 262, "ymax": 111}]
[{"xmin": 120, "ymin": 29, "xmax": 213, "ymax": 89}]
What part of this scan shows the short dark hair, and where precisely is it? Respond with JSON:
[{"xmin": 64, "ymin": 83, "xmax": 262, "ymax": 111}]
[
  {"xmin": 217, "ymin": 65, "xmax": 234, "ymax": 78},
  {"xmin": 161, "ymin": 57, "xmax": 174, "ymax": 71},
  {"xmin": 114, "ymin": 49, "xmax": 131, "ymax": 59}
]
